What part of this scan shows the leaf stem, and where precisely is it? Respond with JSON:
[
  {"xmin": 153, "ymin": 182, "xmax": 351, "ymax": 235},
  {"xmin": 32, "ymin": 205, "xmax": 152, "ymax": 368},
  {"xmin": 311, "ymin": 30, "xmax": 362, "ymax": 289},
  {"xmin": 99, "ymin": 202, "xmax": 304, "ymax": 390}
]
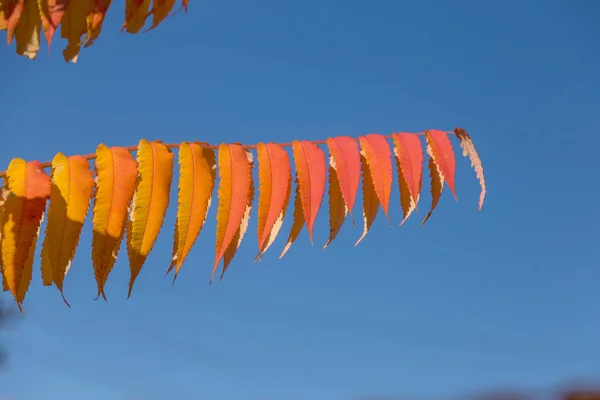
[{"xmin": 0, "ymin": 130, "xmax": 454, "ymax": 178}]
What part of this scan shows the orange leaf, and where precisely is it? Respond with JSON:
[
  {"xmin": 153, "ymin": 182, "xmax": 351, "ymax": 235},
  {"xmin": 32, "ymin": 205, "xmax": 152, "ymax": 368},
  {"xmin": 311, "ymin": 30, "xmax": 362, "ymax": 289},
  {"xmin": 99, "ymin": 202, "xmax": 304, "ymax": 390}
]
[
  {"xmin": 392, "ymin": 133, "xmax": 424, "ymax": 225},
  {"xmin": 127, "ymin": 140, "xmax": 173, "ymax": 298},
  {"xmin": 355, "ymin": 153, "xmax": 380, "ymax": 246},
  {"xmin": 38, "ymin": 0, "xmax": 68, "ymax": 48},
  {"xmin": 278, "ymin": 180, "xmax": 304, "ymax": 260},
  {"xmin": 91, "ymin": 144, "xmax": 137, "ymax": 300},
  {"xmin": 14, "ymin": 0, "xmax": 40, "ymax": 59},
  {"xmin": 221, "ymin": 159, "xmax": 254, "ymax": 281},
  {"xmin": 424, "ymin": 129, "xmax": 457, "ymax": 200},
  {"xmin": 293, "ymin": 140, "xmax": 326, "ymax": 243},
  {"xmin": 168, "ymin": 142, "xmax": 215, "ymax": 280},
  {"xmin": 326, "ymin": 136, "xmax": 360, "ymax": 222},
  {"xmin": 279, "ymin": 141, "xmax": 326, "ymax": 257},
  {"xmin": 358, "ymin": 134, "xmax": 392, "ymax": 222},
  {"xmin": 122, "ymin": 0, "xmax": 151, "ymax": 33},
  {"xmin": 255, "ymin": 143, "xmax": 291, "ymax": 260},
  {"xmin": 212, "ymin": 143, "xmax": 253, "ymax": 283},
  {"xmin": 1, "ymin": 0, "xmax": 24, "ymax": 45},
  {"xmin": 454, "ymin": 127, "xmax": 486, "ymax": 211},
  {"xmin": 40, "ymin": 154, "xmax": 93, "ymax": 306},
  {"xmin": 1, "ymin": 159, "xmax": 51, "ymax": 312}
]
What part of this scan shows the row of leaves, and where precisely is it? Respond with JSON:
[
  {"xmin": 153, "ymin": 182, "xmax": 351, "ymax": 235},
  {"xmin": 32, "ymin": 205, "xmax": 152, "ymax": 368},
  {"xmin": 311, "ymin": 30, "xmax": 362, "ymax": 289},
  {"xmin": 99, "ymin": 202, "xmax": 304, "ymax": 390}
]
[
  {"xmin": 1, "ymin": 0, "xmax": 188, "ymax": 61},
  {"xmin": 0, "ymin": 128, "xmax": 485, "ymax": 311}
]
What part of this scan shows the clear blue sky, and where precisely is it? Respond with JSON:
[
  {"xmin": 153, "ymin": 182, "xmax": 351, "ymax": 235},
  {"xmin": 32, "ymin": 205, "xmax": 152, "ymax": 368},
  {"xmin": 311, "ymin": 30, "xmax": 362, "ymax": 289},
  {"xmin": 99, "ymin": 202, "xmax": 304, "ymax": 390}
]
[{"xmin": 1, "ymin": 1, "xmax": 599, "ymax": 399}]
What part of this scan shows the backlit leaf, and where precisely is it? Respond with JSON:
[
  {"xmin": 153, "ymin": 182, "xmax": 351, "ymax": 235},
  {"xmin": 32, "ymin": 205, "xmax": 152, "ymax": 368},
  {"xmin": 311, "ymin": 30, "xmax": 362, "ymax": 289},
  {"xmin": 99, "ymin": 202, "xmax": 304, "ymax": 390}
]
[
  {"xmin": 256, "ymin": 143, "xmax": 291, "ymax": 260},
  {"xmin": 279, "ymin": 140, "xmax": 326, "ymax": 258},
  {"xmin": 392, "ymin": 133, "xmax": 423, "ymax": 225},
  {"xmin": 0, "ymin": 0, "xmax": 24, "ymax": 44},
  {"xmin": 127, "ymin": 140, "xmax": 173, "ymax": 298},
  {"xmin": 1, "ymin": 159, "xmax": 51, "ymax": 311},
  {"xmin": 425, "ymin": 129, "xmax": 457, "ymax": 200},
  {"xmin": 38, "ymin": 0, "xmax": 68, "ymax": 48},
  {"xmin": 326, "ymin": 136, "xmax": 360, "ymax": 222},
  {"xmin": 91, "ymin": 144, "xmax": 137, "ymax": 300},
  {"xmin": 40, "ymin": 154, "xmax": 93, "ymax": 305},
  {"xmin": 454, "ymin": 127, "xmax": 486, "ymax": 211},
  {"xmin": 168, "ymin": 142, "xmax": 215, "ymax": 280},
  {"xmin": 212, "ymin": 143, "xmax": 252, "ymax": 283},
  {"xmin": 358, "ymin": 134, "xmax": 392, "ymax": 222},
  {"xmin": 221, "ymin": 154, "xmax": 254, "ymax": 280}
]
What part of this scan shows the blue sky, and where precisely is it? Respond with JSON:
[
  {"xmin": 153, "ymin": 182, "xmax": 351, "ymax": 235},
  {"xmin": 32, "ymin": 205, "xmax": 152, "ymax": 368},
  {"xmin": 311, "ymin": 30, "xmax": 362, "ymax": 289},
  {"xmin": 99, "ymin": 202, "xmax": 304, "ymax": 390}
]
[{"xmin": 1, "ymin": 1, "xmax": 599, "ymax": 399}]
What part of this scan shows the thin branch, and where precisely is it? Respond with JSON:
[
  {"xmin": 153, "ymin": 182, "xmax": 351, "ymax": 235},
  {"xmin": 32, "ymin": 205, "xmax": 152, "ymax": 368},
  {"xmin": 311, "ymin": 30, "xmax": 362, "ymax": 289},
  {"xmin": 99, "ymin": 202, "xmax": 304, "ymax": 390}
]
[{"xmin": 0, "ymin": 130, "xmax": 452, "ymax": 178}]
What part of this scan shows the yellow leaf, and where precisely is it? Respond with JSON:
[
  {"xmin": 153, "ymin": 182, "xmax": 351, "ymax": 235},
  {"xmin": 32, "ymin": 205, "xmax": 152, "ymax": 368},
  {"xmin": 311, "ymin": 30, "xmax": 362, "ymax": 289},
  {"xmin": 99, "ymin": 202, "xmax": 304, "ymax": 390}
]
[
  {"xmin": 40, "ymin": 153, "xmax": 93, "ymax": 306},
  {"xmin": 1, "ymin": 159, "xmax": 51, "ymax": 312},
  {"xmin": 168, "ymin": 142, "xmax": 215, "ymax": 281},
  {"xmin": 91, "ymin": 144, "xmax": 137, "ymax": 300},
  {"xmin": 127, "ymin": 140, "xmax": 174, "ymax": 298}
]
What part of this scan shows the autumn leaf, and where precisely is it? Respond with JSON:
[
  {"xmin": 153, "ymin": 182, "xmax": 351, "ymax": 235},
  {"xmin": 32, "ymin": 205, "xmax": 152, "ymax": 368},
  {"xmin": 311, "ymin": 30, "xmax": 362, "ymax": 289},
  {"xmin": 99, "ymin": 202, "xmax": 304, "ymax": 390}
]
[
  {"xmin": 14, "ymin": 0, "xmax": 40, "ymax": 59},
  {"xmin": 279, "ymin": 140, "xmax": 326, "ymax": 258},
  {"xmin": 168, "ymin": 142, "xmax": 215, "ymax": 280},
  {"xmin": 221, "ymin": 156, "xmax": 254, "ymax": 281},
  {"xmin": 38, "ymin": 0, "xmax": 68, "ymax": 49},
  {"xmin": 1, "ymin": 0, "xmax": 24, "ymax": 45},
  {"xmin": 355, "ymin": 153, "xmax": 380, "ymax": 246},
  {"xmin": 1, "ymin": 159, "xmax": 51, "ymax": 312},
  {"xmin": 127, "ymin": 140, "xmax": 173, "ymax": 298},
  {"xmin": 323, "ymin": 136, "xmax": 360, "ymax": 248},
  {"xmin": 122, "ymin": 0, "xmax": 151, "ymax": 33},
  {"xmin": 421, "ymin": 157, "xmax": 444, "ymax": 226},
  {"xmin": 40, "ymin": 154, "xmax": 93, "ymax": 306},
  {"xmin": 82, "ymin": 0, "xmax": 112, "ymax": 48},
  {"xmin": 392, "ymin": 133, "xmax": 423, "ymax": 225},
  {"xmin": 358, "ymin": 134, "xmax": 393, "ymax": 222},
  {"xmin": 425, "ymin": 130, "xmax": 457, "ymax": 199},
  {"xmin": 454, "ymin": 127, "xmax": 486, "ymax": 211},
  {"xmin": 326, "ymin": 136, "xmax": 360, "ymax": 220},
  {"xmin": 91, "ymin": 144, "xmax": 137, "ymax": 300},
  {"xmin": 144, "ymin": 0, "xmax": 176, "ymax": 32},
  {"xmin": 212, "ymin": 143, "xmax": 253, "ymax": 283},
  {"xmin": 420, "ymin": 130, "xmax": 457, "ymax": 226},
  {"xmin": 60, "ymin": 0, "xmax": 93, "ymax": 62},
  {"xmin": 255, "ymin": 143, "xmax": 291, "ymax": 260}
]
